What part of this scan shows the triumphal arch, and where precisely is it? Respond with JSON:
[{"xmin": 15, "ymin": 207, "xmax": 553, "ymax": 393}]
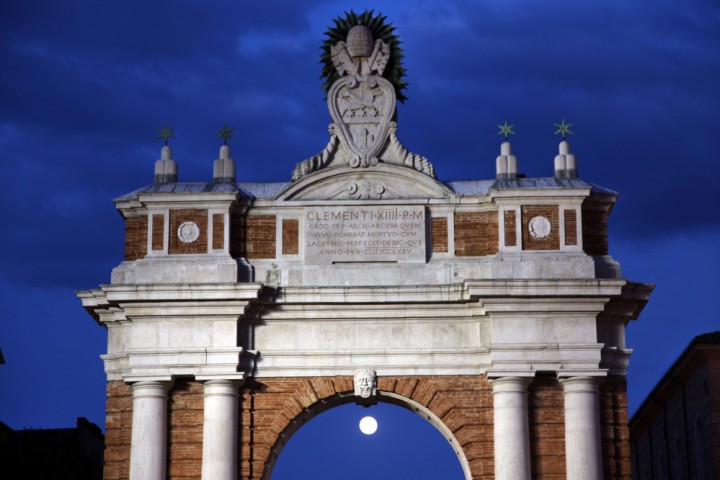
[{"xmin": 79, "ymin": 12, "xmax": 652, "ymax": 480}]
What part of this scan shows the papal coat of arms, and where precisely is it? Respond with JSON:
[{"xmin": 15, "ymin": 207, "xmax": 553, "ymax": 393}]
[{"xmin": 292, "ymin": 11, "xmax": 435, "ymax": 181}]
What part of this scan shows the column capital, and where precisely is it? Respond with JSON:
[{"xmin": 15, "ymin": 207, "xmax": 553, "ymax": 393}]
[
  {"xmin": 488, "ymin": 376, "xmax": 532, "ymax": 393},
  {"xmin": 201, "ymin": 378, "xmax": 242, "ymax": 397},
  {"xmin": 559, "ymin": 375, "xmax": 601, "ymax": 394},
  {"xmin": 129, "ymin": 380, "xmax": 172, "ymax": 398}
]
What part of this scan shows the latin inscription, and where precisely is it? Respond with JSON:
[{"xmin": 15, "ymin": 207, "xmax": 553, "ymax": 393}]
[{"xmin": 304, "ymin": 206, "xmax": 426, "ymax": 264}]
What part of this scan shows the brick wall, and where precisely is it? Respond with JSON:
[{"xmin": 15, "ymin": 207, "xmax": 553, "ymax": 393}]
[
  {"xmin": 105, "ymin": 381, "xmax": 132, "ymax": 480},
  {"xmin": 529, "ymin": 377, "xmax": 566, "ymax": 477},
  {"xmin": 281, "ymin": 219, "xmax": 298, "ymax": 255},
  {"xmin": 522, "ymin": 206, "xmax": 560, "ymax": 250},
  {"xmin": 124, "ymin": 216, "xmax": 147, "ymax": 261},
  {"xmin": 151, "ymin": 214, "xmax": 164, "ymax": 251},
  {"xmin": 454, "ymin": 211, "xmax": 499, "ymax": 256},
  {"xmin": 600, "ymin": 376, "xmax": 632, "ymax": 479},
  {"xmin": 169, "ymin": 210, "xmax": 208, "ymax": 255},
  {"xmin": 103, "ymin": 375, "xmax": 630, "ymax": 480},
  {"xmin": 564, "ymin": 209, "xmax": 578, "ymax": 246},
  {"xmin": 245, "ymin": 215, "xmax": 276, "ymax": 259},
  {"xmin": 504, "ymin": 210, "xmax": 517, "ymax": 247},
  {"xmin": 582, "ymin": 203, "xmax": 609, "ymax": 255},
  {"xmin": 229, "ymin": 208, "xmax": 246, "ymax": 258},
  {"xmin": 167, "ymin": 381, "xmax": 204, "ymax": 479},
  {"xmin": 212, "ymin": 214, "xmax": 224, "ymax": 250},
  {"xmin": 431, "ymin": 217, "xmax": 449, "ymax": 253}
]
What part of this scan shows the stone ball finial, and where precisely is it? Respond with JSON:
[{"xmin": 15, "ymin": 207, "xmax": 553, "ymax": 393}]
[{"xmin": 347, "ymin": 25, "xmax": 374, "ymax": 57}]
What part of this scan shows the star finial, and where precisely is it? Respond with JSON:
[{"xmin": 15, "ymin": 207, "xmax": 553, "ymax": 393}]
[
  {"xmin": 497, "ymin": 120, "xmax": 516, "ymax": 141},
  {"xmin": 157, "ymin": 124, "xmax": 176, "ymax": 146},
  {"xmin": 217, "ymin": 122, "xmax": 235, "ymax": 146},
  {"xmin": 554, "ymin": 118, "xmax": 574, "ymax": 140}
]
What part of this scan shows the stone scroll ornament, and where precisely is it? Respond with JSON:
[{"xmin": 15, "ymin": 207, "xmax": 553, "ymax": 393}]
[{"xmin": 292, "ymin": 11, "xmax": 435, "ymax": 181}]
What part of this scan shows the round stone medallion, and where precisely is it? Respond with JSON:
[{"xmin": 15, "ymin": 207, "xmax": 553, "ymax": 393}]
[
  {"xmin": 528, "ymin": 216, "xmax": 551, "ymax": 239},
  {"xmin": 177, "ymin": 221, "xmax": 200, "ymax": 243}
]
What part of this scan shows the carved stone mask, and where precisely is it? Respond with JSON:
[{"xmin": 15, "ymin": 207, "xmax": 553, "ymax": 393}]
[{"xmin": 354, "ymin": 369, "xmax": 377, "ymax": 399}]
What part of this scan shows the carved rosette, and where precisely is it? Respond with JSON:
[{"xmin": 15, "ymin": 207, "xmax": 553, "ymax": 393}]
[
  {"xmin": 347, "ymin": 181, "xmax": 385, "ymax": 200},
  {"xmin": 529, "ymin": 216, "xmax": 551, "ymax": 239},
  {"xmin": 177, "ymin": 222, "xmax": 200, "ymax": 243},
  {"xmin": 354, "ymin": 369, "xmax": 378, "ymax": 405},
  {"xmin": 328, "ymin": 75, "xmax": 396, "ymax": 168}
]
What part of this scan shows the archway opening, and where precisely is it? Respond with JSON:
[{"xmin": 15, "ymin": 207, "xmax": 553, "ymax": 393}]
[{"xmin": 270, "ymin": 400, "xmax": 467, "ymax": 480}]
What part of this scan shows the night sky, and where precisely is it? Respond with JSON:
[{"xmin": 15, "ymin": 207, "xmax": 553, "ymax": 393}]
[{"xmin": 1, "ymin": 1, "xmax": 718, "ymax": 476}]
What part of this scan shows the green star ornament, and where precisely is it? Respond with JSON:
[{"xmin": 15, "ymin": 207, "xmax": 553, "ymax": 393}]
[
  {"xmin": 554, "ymin": 118, "xmax": 574, "ymax": 140},
  {"xmin": 157, "ymin": 124, "xmax": 176, "ymax": 146},
  {"xmin": 217, "ymin": 122, "xmax": 235, "ymax": 145},
  {"xmin": 497, "ymin": 120, "xmax": 516, "ymax": 141}
]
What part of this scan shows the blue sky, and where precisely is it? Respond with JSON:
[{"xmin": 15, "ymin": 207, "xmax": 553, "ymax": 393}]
[{"xmin": 1, "ymin": 0, "xmax": 718, "ymax": 474}]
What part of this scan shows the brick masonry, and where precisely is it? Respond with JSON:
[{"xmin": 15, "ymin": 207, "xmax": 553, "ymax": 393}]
[
  {"xmin": 212, "ymin": 214, "xmax": 224, "ymax": 250},
  {"xmin": 522, "ymin": 206, "xmax": 560, "ymax": 251},
  {"xmin": 504, "ymin": 210, "xmax": 517, "ymax": 247},
  {"xmin": 582, "ymin": 202, "xmax": 609, "ymax": 255},
  {"xmin": 103, "ymin": 375, "xmax": 631, "ymax": 479},
  {"xmin": 431, "ymin": 217, "xmax": 449, "ymax": 253},
  {"xmin": 245, "ymin": 215, "xmax": 276, "ymax": 259},
  {"xmin": 124, "ymin": 216, "xmax": 147, "ymax": 261},
  {"xmin": 564, "ymin": 209, "xmax": 577, "ymax": 246},
  {"xmin": 454, "ymin": 211, "xmax": 499, "ymax": 257},
  {"xmin": 229, "ymin": 208, "xmax": 246, "ymax": 258},
  {"xmin": 104, "ymin": 382, "xmax": 132, "ymax": 480},
  {"xmin": 169, "ymin": 210, "xmax": 208, "ymax": 255},
  {"xmin": 281, "ymin": 219, "xmax": 299, "ymax": 255},
  {"xmin": 151, "ymin": 214, "xmax": 164, "ymax": 251}
]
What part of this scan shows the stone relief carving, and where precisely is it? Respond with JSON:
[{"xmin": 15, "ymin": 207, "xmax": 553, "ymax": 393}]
[
  {"xmin": 354, "ymin": 369, "xmax": 377, "ymax": 404},
  {"xmin": 529, "ymin": 216, "xmax": 552, "ymax": 239},
  {"xmin": 329, "ymin": 74, "xmax": 395, "ymax": 168},
  {"xmin": 347, "ymin": 181, "xmax": 385, "ymax": 200},
  {"xmin": 265, "ymin": 263, "xmax": 280, "ymax": 285},
  {"xmin": 177, "ymin": 222, "xmax": 200, "ymax": 243},
  {"xmin": 292, "ymin": 24, "xmax": 435, "ymax": 181},
  {"xmin": 291, "ymin": 124, "xmax": 339, "ymax": 181}
]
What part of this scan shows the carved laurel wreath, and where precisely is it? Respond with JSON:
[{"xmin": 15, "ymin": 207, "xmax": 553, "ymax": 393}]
[{"xmin": 320, "ymin": 10, "xmax": 408, "ymax": 103}]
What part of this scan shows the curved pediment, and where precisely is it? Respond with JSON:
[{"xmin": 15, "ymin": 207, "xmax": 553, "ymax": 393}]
[{"xmin": 276, "ymin": 164, "xmax": 455, "ymax": 201}]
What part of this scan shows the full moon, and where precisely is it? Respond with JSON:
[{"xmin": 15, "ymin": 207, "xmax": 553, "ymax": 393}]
[{"xmin": 359, "ymin": 416, "xmax": 378, "ymax": 435}]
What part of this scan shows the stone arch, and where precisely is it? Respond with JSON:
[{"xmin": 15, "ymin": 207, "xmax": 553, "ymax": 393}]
[
  {"xmin": 244, "ymin": 375, "xmax": 493, "ymax": 480},
  {"xmin": 262, "ymin": 390, "xmax": 472, "ymax": 480}
]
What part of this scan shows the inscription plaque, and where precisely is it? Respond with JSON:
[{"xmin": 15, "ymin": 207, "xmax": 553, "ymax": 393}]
[{"xmin": 304, "ymin": 206, "xmax": 426, "ymax": 264}]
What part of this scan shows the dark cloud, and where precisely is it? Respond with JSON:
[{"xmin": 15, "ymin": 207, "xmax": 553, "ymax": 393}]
[{"xmin": 0, "ymin": 0, "xmax": 718, "ymax": 289}]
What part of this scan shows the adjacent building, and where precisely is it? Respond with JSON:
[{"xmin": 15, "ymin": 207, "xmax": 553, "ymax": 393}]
[{"xmin": 630, "ymin": 332, "xmax": 720, "ymax": 479}]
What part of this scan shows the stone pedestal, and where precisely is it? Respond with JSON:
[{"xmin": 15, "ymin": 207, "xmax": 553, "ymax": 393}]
[
  {"xmin": 201, "ymin": 379, "xmax": 241, "ymax": 480},
  {"xmin": 561, "ymin": 376, "xmax": 603, "ymax": 480},
  {"xmin": 491, "ymin": 377, "xmax": 532, "ymax": 480},
  {"xmin": 129, "ymin": 381, "xmax": 171, "ymax": 480}
]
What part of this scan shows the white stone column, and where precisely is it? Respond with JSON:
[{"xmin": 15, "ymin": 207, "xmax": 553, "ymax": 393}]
[
  {"xmin": 490, "ymin": 377, "xmax": 532, "ymax": 480},
  {"xmin": 201, "ymin": 379, "xmax": 241, "ymax": 480},
  {"xmin": 129, "ymin": 380, "xmax": 171, "ymax": 480},
  {"xmin": 561, "ymin": 376, "xmax": 604, "ymax": 480}
]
